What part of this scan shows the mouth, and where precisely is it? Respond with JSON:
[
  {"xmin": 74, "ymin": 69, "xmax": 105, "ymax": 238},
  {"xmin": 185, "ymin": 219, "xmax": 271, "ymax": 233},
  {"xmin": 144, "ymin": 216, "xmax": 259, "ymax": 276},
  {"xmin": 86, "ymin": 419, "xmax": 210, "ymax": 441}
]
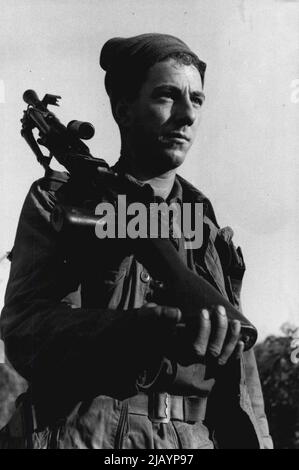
[{"xmin": 161, "ymin": 132, "xmax": 190, "ymax": 144}]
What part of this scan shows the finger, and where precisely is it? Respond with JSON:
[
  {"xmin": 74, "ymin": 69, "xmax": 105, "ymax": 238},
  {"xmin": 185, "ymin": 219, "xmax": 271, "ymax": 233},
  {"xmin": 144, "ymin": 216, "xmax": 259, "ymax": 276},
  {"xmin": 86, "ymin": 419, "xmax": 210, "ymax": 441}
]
[
  {"xmin": 144, "ymin": 305, "xmax": 181, "ymax": 324},
  {"xmin": 235, "ymin": 340, "xmax": 245, "ymax": 360},
  {"xmin": 217, "ymin": 320, "xmax": 241, "ymax": 365},
  {"xmin": 138, "ymin": 304, "xmax": 181, "ymax": 327},
  {"xmin": 138, "ymin": 302, "xmax": 157, "ymax": 319},
  {"xmin": 192, "ymin": 309, "xmax": 211, "ymax": 358},
  {"xmin": 209, "ymin": 305, "xmax": 228, "ymax": 357},
  {"xmin": 158, "ymin": 306, "xmax": 182, "ymax": 324}
]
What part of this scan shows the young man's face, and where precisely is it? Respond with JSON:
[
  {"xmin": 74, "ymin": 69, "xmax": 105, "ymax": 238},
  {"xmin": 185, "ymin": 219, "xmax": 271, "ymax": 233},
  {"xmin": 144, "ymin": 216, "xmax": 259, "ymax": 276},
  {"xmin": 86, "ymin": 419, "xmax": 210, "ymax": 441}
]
[{"xmin": 123, "ymin": 58, "xmax": 205, "ymax": 178}]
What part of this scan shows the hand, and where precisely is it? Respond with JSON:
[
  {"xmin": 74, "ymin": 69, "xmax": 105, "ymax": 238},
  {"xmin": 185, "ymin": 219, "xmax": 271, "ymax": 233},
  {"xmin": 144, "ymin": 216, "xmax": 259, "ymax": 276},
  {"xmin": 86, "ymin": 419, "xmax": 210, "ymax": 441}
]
[
  {"xmin": 137, "ymin": 302, "xmax": 182, "ymax": 329},
  {"xmin": 135, "ymin": 303, "xmax": 182, "ymax": 384},
  {"xmin": 170, "ymin": 305, "xmax": 245, "ymax": 366}
]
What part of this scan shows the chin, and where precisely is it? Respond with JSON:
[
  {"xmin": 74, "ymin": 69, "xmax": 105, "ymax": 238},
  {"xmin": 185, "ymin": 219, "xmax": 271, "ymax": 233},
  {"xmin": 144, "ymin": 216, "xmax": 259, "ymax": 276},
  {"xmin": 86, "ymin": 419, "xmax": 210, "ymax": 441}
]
[{"xmin": 160, "ymin": 149, "xmax": 187, "ymax": 169}]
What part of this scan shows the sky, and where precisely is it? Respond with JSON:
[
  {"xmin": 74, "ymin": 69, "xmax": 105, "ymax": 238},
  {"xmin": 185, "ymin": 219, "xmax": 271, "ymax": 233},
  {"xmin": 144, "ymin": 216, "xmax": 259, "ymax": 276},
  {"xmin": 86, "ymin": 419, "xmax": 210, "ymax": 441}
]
[{"xmin": 0, "ymin": 0, "xmax": 299, "ymax": 357}]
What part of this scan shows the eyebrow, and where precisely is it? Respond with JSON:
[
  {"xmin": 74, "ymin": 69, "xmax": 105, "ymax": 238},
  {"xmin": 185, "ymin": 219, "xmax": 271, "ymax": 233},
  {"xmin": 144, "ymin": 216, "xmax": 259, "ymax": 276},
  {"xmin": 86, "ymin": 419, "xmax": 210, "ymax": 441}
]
[{"xmin": 152, "ymin": 84, "xmax": 205, "ymax": 101}]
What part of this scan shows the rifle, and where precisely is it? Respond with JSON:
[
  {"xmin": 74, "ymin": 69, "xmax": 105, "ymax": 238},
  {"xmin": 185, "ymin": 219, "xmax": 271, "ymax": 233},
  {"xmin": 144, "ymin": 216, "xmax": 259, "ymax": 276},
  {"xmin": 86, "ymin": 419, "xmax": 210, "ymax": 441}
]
[
  {"xmin": 21, "ymin": 89, "xmax": 109, "ymax": 172},
  {"xmin": 21, "ymin": 90, "xmax": 258, "ymax": 351}
]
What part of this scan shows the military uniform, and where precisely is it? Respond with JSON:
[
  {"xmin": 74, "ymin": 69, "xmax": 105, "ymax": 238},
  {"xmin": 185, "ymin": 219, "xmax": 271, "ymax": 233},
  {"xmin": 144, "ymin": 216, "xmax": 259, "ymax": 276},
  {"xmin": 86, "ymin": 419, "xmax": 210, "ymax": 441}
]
[{"xmin": 0, "ymin": 164, "xmax": 272, "ymax": 449}]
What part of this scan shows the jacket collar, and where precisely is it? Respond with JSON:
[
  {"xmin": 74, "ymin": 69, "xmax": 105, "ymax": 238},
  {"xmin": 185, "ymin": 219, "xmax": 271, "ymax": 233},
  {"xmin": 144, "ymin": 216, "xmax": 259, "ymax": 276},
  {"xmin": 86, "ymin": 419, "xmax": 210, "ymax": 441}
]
[
  {"xmin": 176, "ymin": 174, "xmax": 219, "ymax": 228},
  {"xmin": 112, "ymin": 158, "xmax": 219, "ymax": 227}
]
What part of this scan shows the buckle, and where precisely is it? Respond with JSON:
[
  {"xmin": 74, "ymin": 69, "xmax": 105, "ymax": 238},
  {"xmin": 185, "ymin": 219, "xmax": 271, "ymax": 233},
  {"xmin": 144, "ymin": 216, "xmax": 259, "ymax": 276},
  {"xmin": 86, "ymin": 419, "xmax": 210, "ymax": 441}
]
[{"xmin": 148, "ymin": 392, "xmax": 170, "ymax": 424}]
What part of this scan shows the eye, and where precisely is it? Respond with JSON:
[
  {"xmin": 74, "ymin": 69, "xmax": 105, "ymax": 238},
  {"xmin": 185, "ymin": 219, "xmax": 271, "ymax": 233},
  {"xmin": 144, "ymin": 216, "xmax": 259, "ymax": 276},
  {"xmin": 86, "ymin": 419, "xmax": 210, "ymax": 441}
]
[
  {"xmin": 191, "ymin": 95, "xmax": 204, "ymax": 107},
  {"xmin": 152, "ymin": 87, "xmax": 178, "ymax": 102},
  {"xmin": 157, "ymin": 90, "xmax": 175, "ymax": 100}
]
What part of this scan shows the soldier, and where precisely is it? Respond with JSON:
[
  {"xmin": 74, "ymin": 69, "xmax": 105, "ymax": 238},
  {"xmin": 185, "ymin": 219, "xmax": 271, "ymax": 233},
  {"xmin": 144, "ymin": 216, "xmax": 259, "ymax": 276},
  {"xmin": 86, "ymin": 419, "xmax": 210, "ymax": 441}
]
[{"xmin": 0, "ymin": 33, "xmax": 272, "ymax": 449}]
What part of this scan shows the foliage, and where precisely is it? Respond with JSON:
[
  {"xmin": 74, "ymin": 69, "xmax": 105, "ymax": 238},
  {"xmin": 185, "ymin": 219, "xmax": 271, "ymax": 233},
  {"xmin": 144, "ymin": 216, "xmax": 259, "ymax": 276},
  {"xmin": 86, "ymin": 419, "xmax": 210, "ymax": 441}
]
[{"xmin": 255, "ymin": 323, "xmax": 299, "ymax": 449}]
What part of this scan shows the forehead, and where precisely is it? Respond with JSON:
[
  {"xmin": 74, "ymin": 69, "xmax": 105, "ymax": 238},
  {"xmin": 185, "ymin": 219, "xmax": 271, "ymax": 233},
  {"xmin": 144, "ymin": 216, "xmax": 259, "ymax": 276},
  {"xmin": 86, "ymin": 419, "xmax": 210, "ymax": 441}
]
[{"xmin": 141, "ymin": 58, "xmax": 203, "ymax": 93}]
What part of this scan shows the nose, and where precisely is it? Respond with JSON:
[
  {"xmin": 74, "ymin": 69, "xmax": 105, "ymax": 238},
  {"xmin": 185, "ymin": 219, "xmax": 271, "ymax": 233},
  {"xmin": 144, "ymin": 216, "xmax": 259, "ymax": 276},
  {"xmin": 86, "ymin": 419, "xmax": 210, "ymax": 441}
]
[{"xmin": 173, "ymin": 95, "xmax": 197, "ymax": 127}]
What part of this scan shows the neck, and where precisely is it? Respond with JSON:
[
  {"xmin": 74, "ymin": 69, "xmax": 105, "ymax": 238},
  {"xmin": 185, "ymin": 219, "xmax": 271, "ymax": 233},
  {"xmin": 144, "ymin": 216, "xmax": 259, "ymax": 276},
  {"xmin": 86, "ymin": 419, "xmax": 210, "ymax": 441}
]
[
  {"xmin": 118, "ymin": 150, "xmax": 176, "ymax": 199},
  {"xmin": 143, "ymin": 171, "xmax": 176, "ymax": 200}
]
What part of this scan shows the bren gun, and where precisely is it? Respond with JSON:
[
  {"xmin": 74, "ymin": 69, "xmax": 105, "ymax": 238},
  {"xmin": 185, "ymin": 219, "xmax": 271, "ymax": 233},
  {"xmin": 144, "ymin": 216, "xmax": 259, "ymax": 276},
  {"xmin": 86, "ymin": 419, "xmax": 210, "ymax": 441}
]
[{"xmin": 21, "ymin": 90, "xmax": 258, "ymax": 351}]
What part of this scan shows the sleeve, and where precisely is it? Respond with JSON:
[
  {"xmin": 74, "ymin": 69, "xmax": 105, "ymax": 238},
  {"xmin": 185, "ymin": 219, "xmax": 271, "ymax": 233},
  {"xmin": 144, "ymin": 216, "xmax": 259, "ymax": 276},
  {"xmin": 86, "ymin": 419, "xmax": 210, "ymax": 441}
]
[{"xmin": 0, "ymin": 172, "xmax": 159, "ymax": 401}]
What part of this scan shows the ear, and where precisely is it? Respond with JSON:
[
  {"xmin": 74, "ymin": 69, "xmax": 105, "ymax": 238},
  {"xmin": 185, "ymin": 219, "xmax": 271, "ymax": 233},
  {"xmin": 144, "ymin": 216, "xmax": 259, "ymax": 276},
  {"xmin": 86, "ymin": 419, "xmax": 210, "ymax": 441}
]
[{"xmin": 114, "ymin": 98, "xmax": 133, "ymax": 128}]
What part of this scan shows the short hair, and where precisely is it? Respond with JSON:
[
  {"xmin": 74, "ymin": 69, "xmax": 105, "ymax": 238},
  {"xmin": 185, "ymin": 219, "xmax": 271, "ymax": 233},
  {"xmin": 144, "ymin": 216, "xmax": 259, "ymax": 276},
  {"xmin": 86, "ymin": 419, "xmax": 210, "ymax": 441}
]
[{"xmin": 160, "ymin": 51, "xmax": 205, "ymax": 77}]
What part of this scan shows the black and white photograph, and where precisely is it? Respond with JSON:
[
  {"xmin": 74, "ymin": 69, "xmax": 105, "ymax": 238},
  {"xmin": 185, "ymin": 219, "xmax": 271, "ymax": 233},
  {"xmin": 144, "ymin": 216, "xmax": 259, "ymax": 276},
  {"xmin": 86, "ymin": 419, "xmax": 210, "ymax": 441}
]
[{"xmin": 0, "ymin": 0, "xmax": 298, "ymax": 451}]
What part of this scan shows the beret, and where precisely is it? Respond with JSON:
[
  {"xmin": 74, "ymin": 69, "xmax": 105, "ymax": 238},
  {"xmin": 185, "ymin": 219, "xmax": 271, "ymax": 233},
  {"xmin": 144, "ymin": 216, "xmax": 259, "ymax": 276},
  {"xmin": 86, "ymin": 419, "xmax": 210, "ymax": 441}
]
[{"xmin": 100, "ymin": 33, "xmax": 206, "ymax": 99}]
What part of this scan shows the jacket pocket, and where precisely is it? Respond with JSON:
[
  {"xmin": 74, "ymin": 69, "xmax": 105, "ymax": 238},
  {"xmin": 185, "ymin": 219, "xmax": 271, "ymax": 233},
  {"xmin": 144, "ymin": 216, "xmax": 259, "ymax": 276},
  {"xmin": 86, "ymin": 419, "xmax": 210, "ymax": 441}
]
[
  {"xmin": 104, "ymin": 268, "xmax": 127, "ymax": 309},
  {"xmin": 104, "ymin": 268, "xmax": 127, "ymax": 286},
  {"xmin": 172, "ymin": 420, "xmax": 214, "ymax": 449}
]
